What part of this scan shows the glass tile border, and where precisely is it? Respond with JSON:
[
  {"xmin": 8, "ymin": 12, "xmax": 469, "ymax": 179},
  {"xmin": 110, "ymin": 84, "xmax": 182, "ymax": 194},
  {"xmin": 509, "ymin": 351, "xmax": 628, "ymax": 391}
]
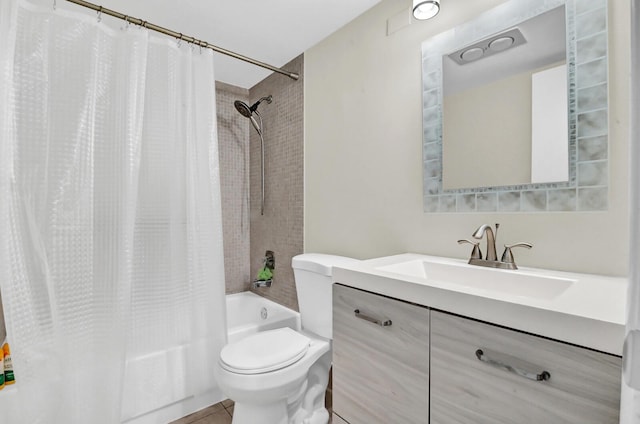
[{"xmin": 421, "ymin": 0, "xmax": 609, "ymax": 213}]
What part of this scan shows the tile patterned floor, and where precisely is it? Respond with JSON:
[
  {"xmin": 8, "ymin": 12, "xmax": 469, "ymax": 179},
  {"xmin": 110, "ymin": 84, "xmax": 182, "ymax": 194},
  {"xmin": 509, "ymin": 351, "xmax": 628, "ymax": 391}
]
[
  {"xmin": 169, "ymin": 399, "xmax": 333, "ymax": 424},
  {"xmin": 170, "ymin": 400, "xmax": 234, "ymax": 424}
]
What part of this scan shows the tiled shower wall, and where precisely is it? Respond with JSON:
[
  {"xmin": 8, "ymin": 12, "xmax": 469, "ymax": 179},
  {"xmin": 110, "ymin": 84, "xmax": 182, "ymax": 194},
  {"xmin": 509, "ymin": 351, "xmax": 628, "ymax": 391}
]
[
  {"xmin": 216, "ymin": 82, "xmax": 251, "ymax": 294},
  {"xmin": 215, "ymin": 55, "xmax": 304, "ymax": 309},
  {"xmin": 249, "ymin": 55, "xmax": 304, "ymax": 311}
]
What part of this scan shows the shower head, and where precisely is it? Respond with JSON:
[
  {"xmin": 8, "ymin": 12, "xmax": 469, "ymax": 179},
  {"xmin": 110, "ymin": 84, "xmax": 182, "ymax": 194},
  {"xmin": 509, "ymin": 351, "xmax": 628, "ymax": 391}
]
[
  {"xmin": 234, "ymin": 95, "xmax": 273, "ymax": 118},
  {"xmin": 233, "ymin": 96, "xmax": 272, "ymax": 217},
  {"xmin": 234, "ymin": 100, "xmax": 253, "ymax": 118},
  {"xmin": 234, "ymin": 95, "xmax": 273, "ymax": 134},
  {"xmin": 234, "ymin": 100, "xmax": 260, "ymax": 132}
]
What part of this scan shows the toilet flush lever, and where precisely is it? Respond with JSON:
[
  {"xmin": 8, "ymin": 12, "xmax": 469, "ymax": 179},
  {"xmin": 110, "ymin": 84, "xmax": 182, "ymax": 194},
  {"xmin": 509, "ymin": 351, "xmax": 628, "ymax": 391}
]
[{"xmin": 354, "ymin": 309, "xmax": 392, "ymax": 327}]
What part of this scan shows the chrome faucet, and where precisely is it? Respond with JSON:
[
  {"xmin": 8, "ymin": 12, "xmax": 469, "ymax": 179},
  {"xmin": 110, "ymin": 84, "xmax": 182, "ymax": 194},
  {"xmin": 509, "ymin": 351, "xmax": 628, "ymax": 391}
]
[
  {"xmin": 253, "ymin": 279, "xmax": 272, "ymax": 288},
  {"xmin": 473, "ymin": 223, "xmax": 498, "ymax": 261},
  {"xmin": 458, "ymin": 223, "xmax": 532, "ymax": 270}
]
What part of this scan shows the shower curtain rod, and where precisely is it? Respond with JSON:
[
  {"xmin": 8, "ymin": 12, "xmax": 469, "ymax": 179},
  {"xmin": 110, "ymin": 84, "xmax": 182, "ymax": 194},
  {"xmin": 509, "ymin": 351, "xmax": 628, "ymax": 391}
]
[{"xmin": 64, "ymin": 0, "xmax": 300, "ymax": 81}]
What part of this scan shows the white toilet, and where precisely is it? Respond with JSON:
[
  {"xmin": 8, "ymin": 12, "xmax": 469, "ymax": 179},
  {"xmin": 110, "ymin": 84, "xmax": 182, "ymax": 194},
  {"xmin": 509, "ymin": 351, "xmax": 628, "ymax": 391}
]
[{"xmin": 215, "ymin": 253, "xmax": 358, "ymax": 424}]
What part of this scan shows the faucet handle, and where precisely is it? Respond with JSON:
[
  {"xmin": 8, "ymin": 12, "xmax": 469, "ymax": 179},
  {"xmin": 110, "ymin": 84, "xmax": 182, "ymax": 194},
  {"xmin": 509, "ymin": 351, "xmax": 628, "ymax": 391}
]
[
  {"xmin": 501, "ymin": 242, "xmax": 533, "ymax": 267},
  {"xmin": 458, "ymin": 239, "xmax": 482, "ymax": 260}
]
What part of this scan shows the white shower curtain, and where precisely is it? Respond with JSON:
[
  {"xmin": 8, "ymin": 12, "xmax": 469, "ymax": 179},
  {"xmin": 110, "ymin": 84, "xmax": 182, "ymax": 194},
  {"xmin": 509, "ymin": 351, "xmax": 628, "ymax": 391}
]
[{"xmin": 0, "ymin": 1, "xmax": 227, "ymax": 423}]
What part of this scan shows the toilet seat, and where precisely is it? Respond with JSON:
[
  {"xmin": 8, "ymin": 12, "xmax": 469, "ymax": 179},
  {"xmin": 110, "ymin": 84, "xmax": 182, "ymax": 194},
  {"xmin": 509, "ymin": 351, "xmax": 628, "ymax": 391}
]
[{"xmin": 220, "ymin": 327, "xmax": 311, "ymax": 375}]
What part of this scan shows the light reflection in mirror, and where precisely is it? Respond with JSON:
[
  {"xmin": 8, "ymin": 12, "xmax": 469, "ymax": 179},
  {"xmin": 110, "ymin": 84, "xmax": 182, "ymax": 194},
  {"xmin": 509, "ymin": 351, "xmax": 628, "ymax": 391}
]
[{"xmin": 442, "ymin": 6, "xmax": 568, "ymax": 190}]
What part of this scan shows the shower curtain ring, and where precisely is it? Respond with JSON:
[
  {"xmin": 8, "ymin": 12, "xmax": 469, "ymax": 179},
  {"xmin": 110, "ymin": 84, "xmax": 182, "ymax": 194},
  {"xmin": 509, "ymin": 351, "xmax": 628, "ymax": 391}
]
[
  {"xmin": 122, "ymin": 15, "xmax": 131, "ymax": 31},
  {"xmin": 53, "ymin": 0, "xmax": 56, "ymax": 10},
  {"xmin": 97, "ymin": 6, "xmax": 103, "ymax": 22},
  {"xmin": 177, "ymin": 33, "xmax": 183, "ymax": 47}
]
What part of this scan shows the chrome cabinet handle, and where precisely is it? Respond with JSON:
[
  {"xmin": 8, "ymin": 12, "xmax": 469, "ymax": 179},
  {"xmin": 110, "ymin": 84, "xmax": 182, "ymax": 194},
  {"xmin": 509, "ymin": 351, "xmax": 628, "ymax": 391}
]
[
  {"xmin": 475, "ymin": 349, "xmax": 550, "ymax": 382},
  {"xmin": 354, "ymin": 309, "xmax": 392, "ymax": 327}
]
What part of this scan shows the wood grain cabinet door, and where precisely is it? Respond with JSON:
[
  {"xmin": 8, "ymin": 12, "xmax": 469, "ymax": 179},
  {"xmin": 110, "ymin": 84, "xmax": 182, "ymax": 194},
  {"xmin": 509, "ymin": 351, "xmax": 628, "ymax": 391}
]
[
  {"xmin": 430, "ymin": 310, "xmax": 622, "ymax": 424},
  {"xmin": 332, "ymin": 284, "xmax": 430, "ymax": 424}
]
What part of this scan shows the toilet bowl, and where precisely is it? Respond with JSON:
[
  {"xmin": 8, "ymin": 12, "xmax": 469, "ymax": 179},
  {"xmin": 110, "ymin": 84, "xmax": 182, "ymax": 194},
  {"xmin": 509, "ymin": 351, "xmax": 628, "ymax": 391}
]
[
  {"xmin": 215, "ymin": 254, "xmax": 358, "ymax": 424},
  {"xmin": 216, "ymin": 329, "xmax": 332, "ymax": 424}
]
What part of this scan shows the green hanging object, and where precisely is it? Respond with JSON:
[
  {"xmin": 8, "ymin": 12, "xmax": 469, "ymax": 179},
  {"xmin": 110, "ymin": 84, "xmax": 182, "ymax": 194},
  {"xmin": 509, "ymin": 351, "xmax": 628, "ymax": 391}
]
[{"xmin": 257, "ymin": 267, "xmax": 273, "ymax": 281}]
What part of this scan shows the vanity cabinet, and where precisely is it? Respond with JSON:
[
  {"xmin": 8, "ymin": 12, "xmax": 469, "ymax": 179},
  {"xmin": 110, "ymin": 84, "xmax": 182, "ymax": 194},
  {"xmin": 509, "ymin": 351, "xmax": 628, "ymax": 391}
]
[
  {"xmin": 332, "ymin": 284, "xmax": 430, "ymax": 424},
  {"xmin": 430, "ymin": 310, "xmax": 622, "ymax": 424},
  {"xmin": 332, "ymin": 284, "xmax": 622, "ymax": 424}
]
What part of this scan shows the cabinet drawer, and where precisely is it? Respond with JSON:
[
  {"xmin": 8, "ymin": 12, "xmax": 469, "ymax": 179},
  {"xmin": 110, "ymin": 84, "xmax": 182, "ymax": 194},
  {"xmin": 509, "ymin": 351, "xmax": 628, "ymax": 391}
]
[
  {"xmin": 332, "ymin": 284, "xmax": 429, "ymax": 424},
  {"xmin": 430, "ymin": 310, "xmax": 621, "ymax": 424}
]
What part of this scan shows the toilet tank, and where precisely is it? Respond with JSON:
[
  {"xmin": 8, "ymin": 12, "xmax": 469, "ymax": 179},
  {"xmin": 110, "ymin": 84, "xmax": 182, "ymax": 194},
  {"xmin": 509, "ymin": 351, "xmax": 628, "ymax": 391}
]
[{"xmin": 292, "ymin": 254, "xmax": 359, "ymax": 340}]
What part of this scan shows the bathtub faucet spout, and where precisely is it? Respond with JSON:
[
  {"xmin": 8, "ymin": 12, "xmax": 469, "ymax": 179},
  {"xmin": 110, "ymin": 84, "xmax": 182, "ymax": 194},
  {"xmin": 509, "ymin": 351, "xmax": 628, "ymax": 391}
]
[{"xmin": 253, "ymin": 279, "xmax": 272, "ymax": 288}]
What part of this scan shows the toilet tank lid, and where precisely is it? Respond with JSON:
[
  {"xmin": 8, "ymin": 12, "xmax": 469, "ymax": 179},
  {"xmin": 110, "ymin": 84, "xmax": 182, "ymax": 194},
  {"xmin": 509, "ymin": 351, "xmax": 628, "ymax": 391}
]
[{"xmin": 292, "ymin": 253, "xmax": 359, "ymax": 277}]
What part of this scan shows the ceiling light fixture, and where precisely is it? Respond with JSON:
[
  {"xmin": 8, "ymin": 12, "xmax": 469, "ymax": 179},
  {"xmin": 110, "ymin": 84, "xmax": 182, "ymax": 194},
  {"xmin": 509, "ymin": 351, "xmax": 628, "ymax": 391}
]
[
  {"xmin": 448, "ymin": 28, "xmax": 527, "ymax": 65},
  {"xmin": 413, "ymin": 0, "xmax": 440, "ymax": 20}
]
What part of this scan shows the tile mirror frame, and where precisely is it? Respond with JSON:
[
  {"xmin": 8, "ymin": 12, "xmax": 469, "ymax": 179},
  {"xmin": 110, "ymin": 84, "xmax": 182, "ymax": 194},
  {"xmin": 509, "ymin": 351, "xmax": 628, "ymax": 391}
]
[{"xmin": 421, "ymin": 0, "xmax": 609, "ymax": 213}]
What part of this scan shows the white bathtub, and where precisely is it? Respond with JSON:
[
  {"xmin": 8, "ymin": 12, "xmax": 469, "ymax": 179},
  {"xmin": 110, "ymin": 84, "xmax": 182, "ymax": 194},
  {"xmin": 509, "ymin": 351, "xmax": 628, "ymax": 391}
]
[{"xmin": 227, "ymin": 291, "xmax": 300, "ymax": 344}]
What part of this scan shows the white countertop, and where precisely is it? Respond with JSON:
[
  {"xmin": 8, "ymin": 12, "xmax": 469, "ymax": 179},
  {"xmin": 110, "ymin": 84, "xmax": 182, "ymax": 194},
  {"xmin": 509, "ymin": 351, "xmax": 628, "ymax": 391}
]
[{"xmin": 332, "ymin": 253, "xmax": 627, "ymax": 355}]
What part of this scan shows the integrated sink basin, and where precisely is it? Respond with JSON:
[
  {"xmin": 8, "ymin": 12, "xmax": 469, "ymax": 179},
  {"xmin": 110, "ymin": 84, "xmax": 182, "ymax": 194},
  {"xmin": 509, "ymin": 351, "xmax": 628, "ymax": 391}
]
[{"xmin": 376, "ymin": 258, "xmax": 575, "ymax": 300}]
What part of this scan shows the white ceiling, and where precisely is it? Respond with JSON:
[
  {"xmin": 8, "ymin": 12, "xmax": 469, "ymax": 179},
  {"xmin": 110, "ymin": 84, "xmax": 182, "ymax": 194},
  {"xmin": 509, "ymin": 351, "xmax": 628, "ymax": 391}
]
[{"xmin": 62, "ymin": 0, "xmax": 383, "ymax": 89}]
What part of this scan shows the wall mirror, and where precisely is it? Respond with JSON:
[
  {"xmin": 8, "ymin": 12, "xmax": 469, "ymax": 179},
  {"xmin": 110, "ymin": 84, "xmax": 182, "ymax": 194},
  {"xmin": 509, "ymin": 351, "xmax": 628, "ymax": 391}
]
[{"xmin": 422, "ymin": 0, "xmax": 609, "ymax": 213}]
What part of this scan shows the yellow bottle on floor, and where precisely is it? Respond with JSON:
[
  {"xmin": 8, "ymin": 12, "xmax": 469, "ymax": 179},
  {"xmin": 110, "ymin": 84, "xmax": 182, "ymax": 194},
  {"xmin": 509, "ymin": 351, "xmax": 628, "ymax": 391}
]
[{"xmin": 2, "ymin": 342, "xmax": 14, "ymax": 385}]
